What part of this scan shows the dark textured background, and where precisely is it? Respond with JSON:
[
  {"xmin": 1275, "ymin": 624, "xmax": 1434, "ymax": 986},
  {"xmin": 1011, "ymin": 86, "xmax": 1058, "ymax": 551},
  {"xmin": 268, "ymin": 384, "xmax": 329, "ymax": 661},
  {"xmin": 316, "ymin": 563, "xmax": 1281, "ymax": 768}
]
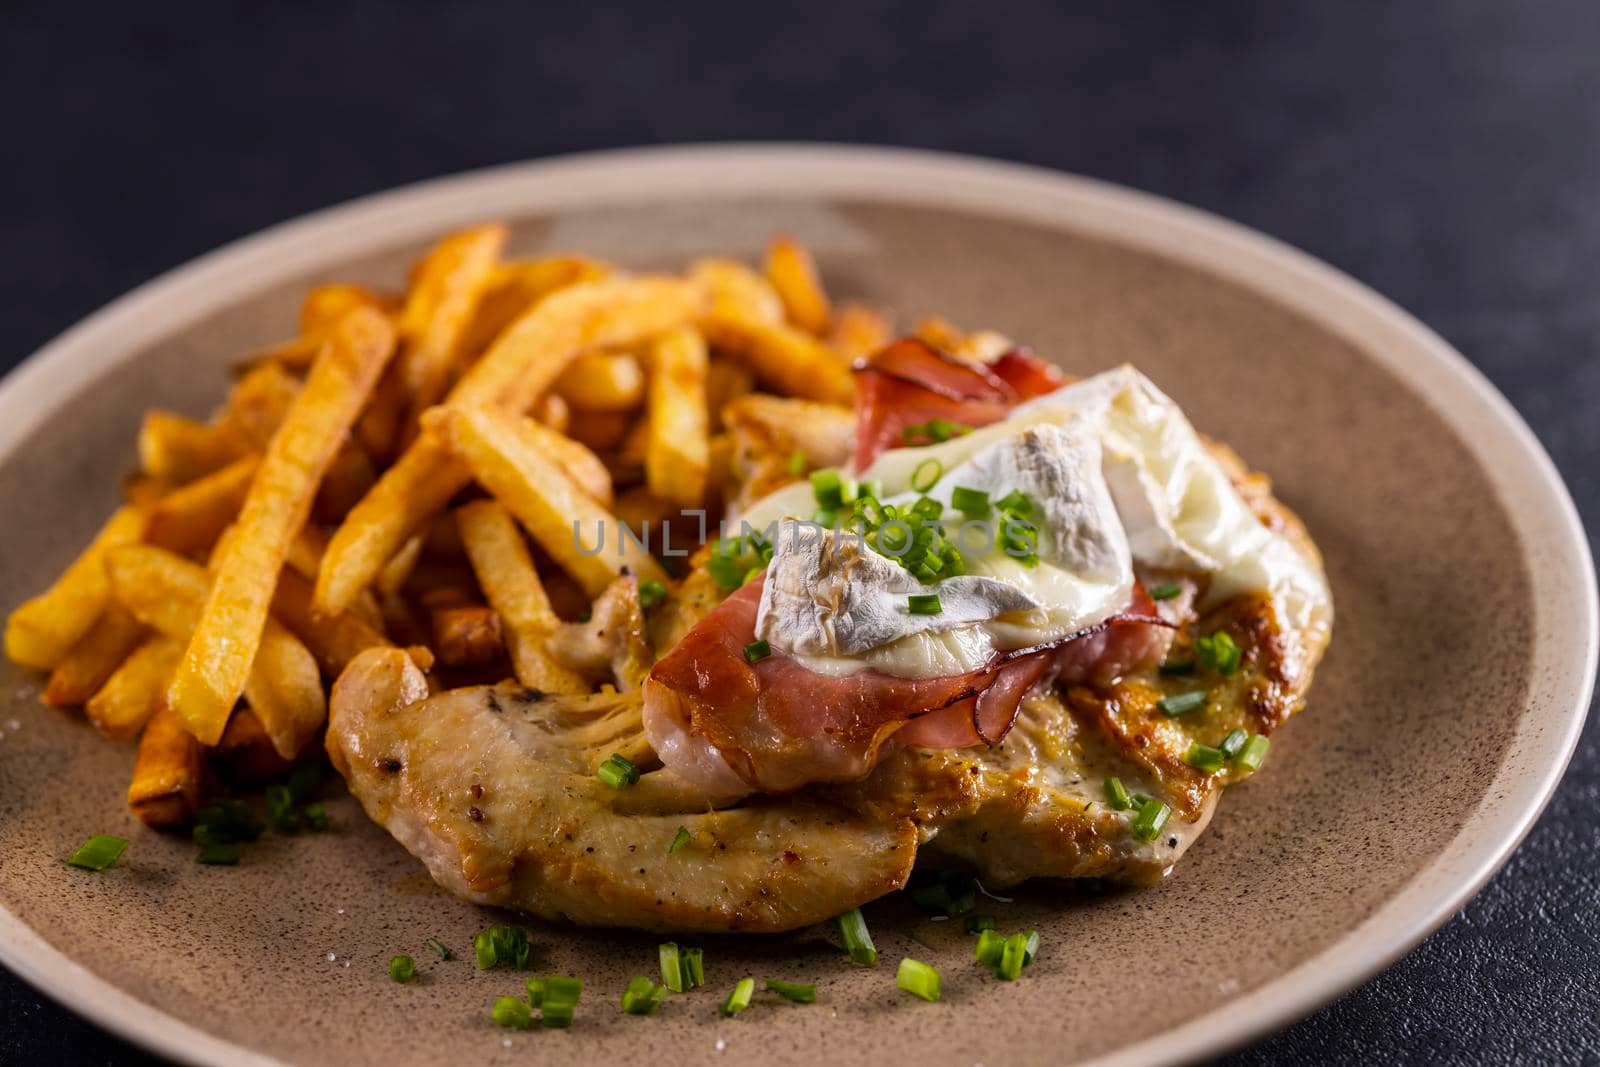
[{"xmin": 2, "ymin": 1, "xmax": 1596, "ymax": 1063}]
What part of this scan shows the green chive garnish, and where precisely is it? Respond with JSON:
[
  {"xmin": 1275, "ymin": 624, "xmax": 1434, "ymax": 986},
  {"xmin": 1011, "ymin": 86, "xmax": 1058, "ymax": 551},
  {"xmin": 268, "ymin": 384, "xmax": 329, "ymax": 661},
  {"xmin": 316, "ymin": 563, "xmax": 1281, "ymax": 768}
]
[
  {"xmin": 766, "ymin": 979, "xmax": 816, "ymax": 1003},
  {"xmin": 1104, "ymin": 777, "xmax": 1132, "ymax": 811},
  {"xmin": 266, "ymin": 783, "xmax": 299, "ymax": 833},
  {"xmin": 620, "ymin": 976, "xmax": 666, "ymax": 1015},
  {"xmin": 596, "ymin": 753, "xmax": 641, "ymax": 790},
  {"xmin": 743, "ymin": 640, "xmax": 771, "ymax": 663},
  {"xmin": 950, "ymin": 486, "xmax": 990, "ymax": 517},
  {"xmin": 474, "ymin": 924, "xmax": 531, "ymax": 970},
  {"xmin": 529, "ymin": 976, "xmax": 582, "ymax": 1027},
  {"xmin": 907, "ymin": 593, "xmax": 942, "ymax": 615},
  {"xmin": 668, "ymin": 825, "xmax": 691, "ymax": 854},
  {"xmin": 974, "ymin": 929, "xmax": 1005, "ymax": 969},
  {"xmin": 1157, "ymin": 690, "xmax": 1207, "ymax": 717},
  {"xmin": 788, "ymin": 449, "xmax": 807, "ymax": 476},
  {"xmin": 998, "ymin": 934, "xmax": 1029, "ymax": 981},
  {"xmin": 1184, "ymin": 742, "xmax": 1226, "ymax": 774},
  {"xmin": 659, "ymin": 943, "xmax": 685, "ymax": 992},
  {"xmin": 896, "ymin": 958, "xmax": 942, "ymax": 1002},
  {"xmin": 1159, "ymin": 658, "xmax": 1195, "ymax": 675},
  {"xmin": 910, "ymin": 458, "xmax": 944, "ymax": 493},
  {"xmin": 196, "ymin": 843, "xmax": 242, "ymax": 865},
  {"xmin": 66, "ymin": 834, "xmax": 129, "ymax": 871},
  {"xmin": 1219, "ymin": 728, "xmax": 1249, "ymax": 758},
  {"xmin": 389, "ymin": 955, "xmax": 415, "ymax": 983},
  {"xmin": 720, "ymin": 977, "xmax": 756, "ymax": 1017},
  {"xmin": 835, "ymin": 907, "xmax": 877, "ymax": 967},
  {"xmin": 811, "ymin": 469, "xmax": 844, "ymax": 509},
  {"xmin": 1236, "ymin": 734, "xmax": 1270, "ymax": 771},
  {"xmin": 1148, "ymin": 582, "xmax": 1182, "ymax": 600},
  {"xmin": 1195, "ymin": 631, "xmax": 1242, "ymax": 675},
  {"xmin": 426, "ymin": 937, "xmax": 452, "ymax": 961},
  {"xmin": 302, "ymin": 803, "xmax": 330, "ymax": 832},
  {"xmin": 492, "ymin": 995, "xmax": 533, "ymax": 1030},
  {"xmin": 638, "ymin": 578, "xmax": 667, "ymax": 609},
  {"xmin": 683, "ymin": 947, "xmax": 704, "ymax": 989},
  {"xmin": 1131, "ymin": 798, "xmax": 1171, "ymax": 842},
  {"xmin": 965, "ymin": 915, "xmax": 998, "ymax": 934}
]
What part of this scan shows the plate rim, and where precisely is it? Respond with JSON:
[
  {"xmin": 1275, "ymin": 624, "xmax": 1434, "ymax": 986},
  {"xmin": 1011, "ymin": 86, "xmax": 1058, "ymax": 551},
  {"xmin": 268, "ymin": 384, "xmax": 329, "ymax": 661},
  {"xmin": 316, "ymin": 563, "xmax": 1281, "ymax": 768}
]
[{"xmin": 0, "ymin": 142, "xmax": 1592, "ymax": 1067}]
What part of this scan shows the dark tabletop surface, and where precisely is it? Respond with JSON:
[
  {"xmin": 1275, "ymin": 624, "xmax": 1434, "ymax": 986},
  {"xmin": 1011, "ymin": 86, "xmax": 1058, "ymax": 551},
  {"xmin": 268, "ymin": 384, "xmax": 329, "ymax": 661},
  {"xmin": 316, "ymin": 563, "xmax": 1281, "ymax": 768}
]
[{"xmin": 3, "ymin": 1, "xmax": 1597, "ymax": 1063}]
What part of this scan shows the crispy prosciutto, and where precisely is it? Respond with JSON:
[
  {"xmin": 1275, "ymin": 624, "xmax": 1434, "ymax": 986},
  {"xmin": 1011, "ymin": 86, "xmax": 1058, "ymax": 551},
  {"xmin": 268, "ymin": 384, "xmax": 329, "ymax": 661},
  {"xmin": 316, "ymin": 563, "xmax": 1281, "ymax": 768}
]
[{"xmin": 851, "ymin": 339, "xmax": 1065, "ymax": 470}]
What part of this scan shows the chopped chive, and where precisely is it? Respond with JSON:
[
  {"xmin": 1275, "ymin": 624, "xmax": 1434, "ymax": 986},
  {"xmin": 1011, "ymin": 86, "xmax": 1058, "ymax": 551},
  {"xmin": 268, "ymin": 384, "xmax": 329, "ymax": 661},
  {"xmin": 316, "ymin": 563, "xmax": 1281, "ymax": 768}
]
[
  {"xmin": 1148, "ymin": 582, "xmax": 1182, "ymax": 601},
  {"xmin": 906, "ymin": 593, "xmax": 942, "ymax": 615},
  {"xmin": 265, "ymin": 783, "xmax": 299, "ymax": 833},
  {"xmin": 536, "ymin": 978, "xmax": 581, "ymax": 1028},
  {"xmin": 998, "ymin": 933, "xmax": 1030, "ymax": 981},
  {"xmin": 1019, "ymin": 930, "xmax": 1041, "ymax": 966},
  {"xmin": 193, "ymin": 799, "xmax": 264, "ymax": 844},
  {"xmin": 1157, "ymin": 690, "xmax": 1207, "ymax": 717},
  {"xmin": 896, "ymin": 958, "xmax": 942, "ymax": 1002},
  {"xmin": 620, "ymin": 976, "xmax": 666, "ymax": 1015},
  {"xmin": 302, "ymin": 802, "xmax": 330, "ymax": 832},
  {"xmin": 950, "ymin": 486, "xmax": 990, "ymax": 517},
  {"xmin": 1195, "ymin": 631, "xmax": 1242, "ymax": 675},
  {"xmin": 765, "ymin": 979, "xmax": 816, "ymax": 1003},
  {"xmin": 811, "ymin": 469, "xmax": 844, "ymax": 509},
  {"xmin": 596, "ymin": 753, "xmax": 641, "ymax": 790},
  {"xmin": 196, "ymin": 843, "xmax": 241, "ymax": 865},
  {"xmin": 682, "ymin": 947, "xmax": 704, "ymax": 989},
  {"xmin": 787, "ymin": 450, "xmax": 807, "ymax": 476},
  {"xmin": 66, "ymin": 834, "xmax": 129, "ymax": 871},
  {"xmin": 1236, "ymin": 734, "xmax": 1271, "ymax": 771},
  {"xmin": 492, "ymin": 995, "xmax": 533, "ymax": 1030},
  {"xmin": 389, "ymin": 955, "xmax": 415, "ymax": 983},
  {"xmin": 474, "ymin": 924, "xmax": 531, "ymax": 970},
  {"xmin": 743, "ymin": 640, "xmax": 771, "ymax": 663},
  {"xmin": 1184, "ymin": 742, "xmax": 1226, "ymax": 774},
  {"xmin": 668, "ymin": 825, "xmax": 691, "ymax": 854},
  {"xmin": 835, "ymin": 907, "xmax": 877, "ymax": 967},
  {"xmin": 1131, "ymin": 798, "xmax": 1172, "ymax": 842},
  {"xmin": 965, "ymin": 915, "xmax": 998, "ymax": 934},
  {"xmin": 426, "ymin": 937, "xmax": 452, "ymax": 961},
  {"xmin": 720, "ymin": 977, "xmax": 756, "ymax": 1017},
  {"xmin": 287, "ymin": 764, "xmax": 323, "ymax": 803},
  {"xmin": 540, "ymin": 1000, "xmax": 575, "ymax": 1028},
  {"xmin": 1104, "ymin": 776, "xmax": 1132, "ymax": 811},
  {"xmin": 910, "ymin": 458, "xmax": 944, "ymax": 493},
  {"xmin": 974, "ymin": 929, "xmax": 1005, "ymax": 969},
  {"xmin": 659, "ymin": 943, "xmax": 685, "ymax": 993},
  {"xmin": 1219, "ymin": 728, "xmax": 1249, "ymax": 758},
  {"xmin": 638, "ymin": 578, "xmax": 667, "ymax": 609},
  {"xmin": 1159, "ymin": 658, "xmax": 1195, "ymax": 675}
]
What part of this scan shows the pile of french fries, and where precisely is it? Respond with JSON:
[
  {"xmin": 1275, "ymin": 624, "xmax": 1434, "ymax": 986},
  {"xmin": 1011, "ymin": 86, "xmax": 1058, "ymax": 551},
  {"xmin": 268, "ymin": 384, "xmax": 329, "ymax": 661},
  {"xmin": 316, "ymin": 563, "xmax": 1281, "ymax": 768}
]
[{"xmin": 2, "ymin": 226, "xmax": 903, "ymax": 829}]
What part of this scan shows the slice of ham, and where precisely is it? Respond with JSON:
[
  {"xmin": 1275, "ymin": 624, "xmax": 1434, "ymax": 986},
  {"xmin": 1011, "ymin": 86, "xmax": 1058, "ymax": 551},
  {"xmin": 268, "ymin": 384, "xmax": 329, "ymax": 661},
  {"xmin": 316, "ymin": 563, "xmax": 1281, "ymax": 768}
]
[{"xmin": 851, "ymin": 339, "xmax": 1065, "ymax": 470}]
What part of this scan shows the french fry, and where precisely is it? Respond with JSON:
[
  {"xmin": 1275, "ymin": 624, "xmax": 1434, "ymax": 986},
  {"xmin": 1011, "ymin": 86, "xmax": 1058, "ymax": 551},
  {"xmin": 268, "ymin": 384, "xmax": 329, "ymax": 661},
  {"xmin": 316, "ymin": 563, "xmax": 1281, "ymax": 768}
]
[
  {"xmin": 218, "ymin": 361, "xmax": 299, "ymax": 447},
  {"xmin": 354, "ymin": 360, "xmax": 410, "ymax": 463},
  {"xmin": 424, "ymin": 405, "xmax": 665, "ymax": 596},
  {"xmin": 430, "ymin": 604, "xmax": 504, "ymax": 667},
  {"xmin": 108, "ymin": 544, "xmax": 325, "ymax": 757},
  {"xmin": 285, "ymin": 523, "xmax": 331, "ymax": 581},
  {"xmin": 313, "ymin": 277, "xmax": 698, "ymax": 616},
  {"xmin": 4, "ymin": 505, "xmax": 146, "ymax": 669},
  {"xmin": 456, "ymin": 500, "xmax": 587, "ymax": 694},
  {"xmin": 127, "ymin": 703, "xmax": 204, "ymax": 828},
  {"xmin": 314, "ymin": 443, "xmax": 378, "ymax": 524},
  {"xmin": 705, "ymin": 359, "xmax": 755, "ymax": 431},
  {"xmin": 688, "ymin": 257, "xmax": 785, "ymax": 323},
  {"xmin": 461, "ymin": 256, "xmax": 613, "ymax": 356},
  {"xmin": 214, "ymin": 708, "xmax": 295, "ymax": 783},
  {"xmin": 43, "ymin": 604, "xmax": 147, "ymax": 708},
  {"xmin": 699, "ymin": 307, "xmax": 855, "ymax": 405},
  {"xmin": 514, "ymin": 414, "xmax": 613, "ymax": 505},
  {"xmin": 645, "ymin": 327, "xmax": 710, "ymax": 507},
  {"xmin": 376, "ymin": 534, "xmax": 425, "ymax": 598},
  {"xmin": 271, "ymin": 567, "xmax": 393, "ymax": 676},
  {"xmin": 829, "ymin": 301, "xmax": 893, "ymax": 364},
  {"xmin": 144, "ymin": 453, "xmax": 261, "ymax": 555},
  {"xmin": 534, "ymin": 392, "xmax": 570, "ymax": 434},
  {"xmin": 563, "ymin": 409, "xmax": 630, "ymax": 452},
  {"xmin": 138, "ymin": 411, "xmax": 252, "ymax": 484},
  {"xmin": 86, "ymin": 634, "xmax": 182, "ymax": 741},
  {"xmin": 170, "ymin": 307, "xmax": 395, "ymax": 745},
  {"xmin": 398, "ymin": 224, "xmax": 507, "ymax": 422},
  {"xmin": 304, "ymin": 283, "xmax": 391, "ymax": 337},
  {"xmin": 123, "ymin": 472, "xmax": 170, "ymax": 510},
  {"xmin": 764, "ymin": 234, "xmax": 832, "ymax": 334},
  {"xmin": 554, "ymin": 351, "xmax": 646, "ymax": 412}
]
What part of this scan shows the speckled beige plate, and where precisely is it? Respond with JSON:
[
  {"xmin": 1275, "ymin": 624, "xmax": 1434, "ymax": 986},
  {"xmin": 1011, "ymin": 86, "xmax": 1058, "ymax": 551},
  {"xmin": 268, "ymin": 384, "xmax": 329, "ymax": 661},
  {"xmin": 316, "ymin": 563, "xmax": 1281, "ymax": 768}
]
[{"xmin": 0, "ymin": 146, "xmax": 1592, "ymax": 1067}]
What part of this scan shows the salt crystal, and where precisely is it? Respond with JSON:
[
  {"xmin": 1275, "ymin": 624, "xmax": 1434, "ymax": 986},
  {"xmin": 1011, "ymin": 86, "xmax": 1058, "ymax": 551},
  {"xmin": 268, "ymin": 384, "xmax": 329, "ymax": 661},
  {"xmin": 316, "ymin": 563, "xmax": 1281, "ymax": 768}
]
[
  {"xmin": 502, "ymin": 1038, "xmax": 513, "ymax": 1049},
  {"xmin": 336, "ymin": 908, "xmax": 345, "ymax": 915},
  {"xmin": 714, "ymin": 1038, "xmax": 727, "ymax": 1052},
  {"xmin": 326, "ymin": 953, "xmax": 337, "ymax": 962},
  {"xmin": 342, "ymin": 961, "xmax": 350, "ymax": 968},
  {"xmin": 4, "ymin": 719, "xmax": 18, "ymax": 730}
]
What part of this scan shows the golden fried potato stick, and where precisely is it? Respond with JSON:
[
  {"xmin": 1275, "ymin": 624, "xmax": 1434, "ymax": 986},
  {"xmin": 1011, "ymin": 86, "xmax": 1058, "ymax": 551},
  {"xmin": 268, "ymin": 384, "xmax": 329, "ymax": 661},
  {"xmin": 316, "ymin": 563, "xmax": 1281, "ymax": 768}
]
[
  {"xmin": 555, "ymin": 351, "xmax": 645, "ymax": 412},
  {"xmin": 456, "ymin": 500, "xmax": 587, "ymax": 694},
  {"xmin": 764, "ymin": 234, "xmax": 832, "ymax": 334},
  {"xmin": 704, "ymin": 359, "xmax": 755, "ymax": 431},
  {"xmin": 688, "ymin": 257, "xmax": 785, "ymax": 323},
  {"xmin": 564, "ymin": 410, "xmax": 630, "ymax": 452},
  {"xmin": 313, "ymin": 277, "xmax": 698, "ymax": 616},
  {"xmin": 43, "ymin": 604, "xmax": 147, "ymax": 708},
  {"xmin": 137, "ymin": 411, "xmax": 252, "ymax": 484},
  {"xmin": 398, "ymin": 223, "xmax": 506, "ymax": 423},
  {"xmin": 271, "ymin": 567, "xmax": 393, "ymax": 676},
  {"xmin": 424, "ymin": 405, "xmax": 666, "ymax": 597},
  {"xmin": 240, "ymin": 284, "xmax": 395, "ymax": 374},
  {"xmin": 86, "ymin": 634, "xmax": 182, "ymax": 741},
  {"xmin": 699, "ymin": 308, "xmax": 855, "ymax": 405},
  {"xmin": 144, "ymin": 453, "xmax": 261, "ymax": 555},
  {"xmin": 169, "ymin": 307, "xmax": 395, "ymax": 746},
  {"xmin": 829, "ymin": 302, "xmax": 893, "ymax": 364},
  {"xmin": 430, "ymin": 604, "xmax": 504, "ymax": 667},
  {"xmin": 214, "ymin": 708, "xmax": 294, "ymax": 783},
  {"xmin": 533, "ymin": 392, "xmax": 570, "ymax": 433},
  {"xmin": 218, "ymin": 361, "xmax": 299, "ymax": 447},
  {"xmin": 127, "ymin": 702, "xmax": 204, "ymax": 828},
  {"xmin": 314, "ymin": 442, "xmax": 378, "ymax": 524},
  {"xmin": 645, "ymin": 326, "xmax": 710, "ymax": 507},
  {"xmin": 460, "ymin": 256, "xmax": 613, "ymax": 356},
  {"xmin": 108, "ymin": 544, "xmax": 325, "ymax": 757},
  {"xmin": 4, "ymin": 505, "xmax": 146, "ymax": 669},
  {"xmin": 354, "ymin": 361, "xmax": 411, "ymax": 463}
]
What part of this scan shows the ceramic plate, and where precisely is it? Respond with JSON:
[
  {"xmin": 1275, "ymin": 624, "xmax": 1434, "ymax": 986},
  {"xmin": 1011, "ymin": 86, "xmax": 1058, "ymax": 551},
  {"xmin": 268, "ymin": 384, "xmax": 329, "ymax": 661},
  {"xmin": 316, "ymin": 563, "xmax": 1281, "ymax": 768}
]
[{"xmin": 0, "ymin": 146, "xmax": 1592, "ymax": 1067}]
